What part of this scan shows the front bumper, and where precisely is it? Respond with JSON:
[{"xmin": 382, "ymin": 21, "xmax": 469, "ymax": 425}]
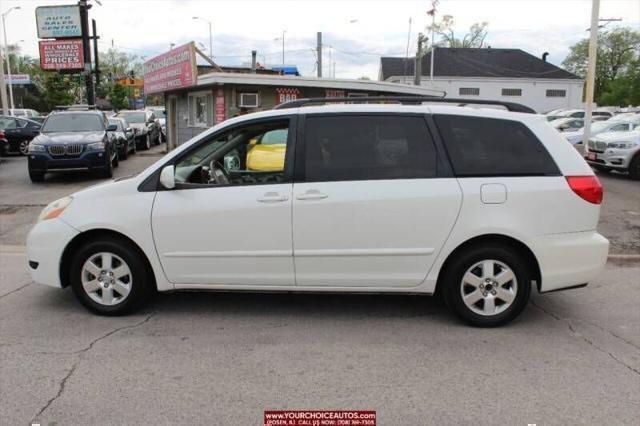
[
  {"xmin": 28, "ymin": 150, "xmax": 109, "ymax": 172},
  {"xmin": 585, "ymin": 146, "xmax": 637, "ymax": 169},
  {"xmin": 27, "ymin": 218, "xmax": 79, "ymax": 288},
  {"xmin": 530, "ymin": 231, "xmax": 609, "ymax": 293}
]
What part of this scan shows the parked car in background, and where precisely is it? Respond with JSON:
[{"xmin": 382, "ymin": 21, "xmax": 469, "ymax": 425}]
[
  {"xmin": 586, "ymin": 124, "xmax": 640, "ymax": 179},
  {"xmin": 27, "ymin": 108, "xmax": 119, "ymax": 182},
  {"xmin": 0, "ymin": 115, "xmax": 42, "ymax": 155},
  {"xmin": 564, "ymin": 120, "xmax": 635, "ymax": 145},
  {"xmin": 611, "ymin": 112, "xmax": 640, "ymax": 124},
  {"xmin": 26, "ymin": 99, "xmax": 608, "ymax": 327},
  {"xmin": 9, "ymin": 108, "xmax": 41, "ymax": 119},
  {"xmin": 0, "ymin": 130, "xmax": 7, "ymax": 157},
  {"xmin": 116, "ymin": 110, "xmax": 160, "ymax": 150},
  {"xmin": 108, "ymin": 117, "xmax": 136, "ymax": 160},
  {"xmin": 550, "ymin": 117, "xmax": 584, "ymax": 132},
  {"xmin": 147, "ymin": 107, "xmax": 166, "ymax": 142},
  {"xmin": 546, "ymin": 109, "xmax": 585, "ymax": 122}
]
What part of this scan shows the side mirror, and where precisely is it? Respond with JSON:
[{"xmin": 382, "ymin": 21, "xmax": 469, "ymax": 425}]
[
  {"xmin": 159, "ymin": 165, "xmax": 176, "ymax": 190},
  {"xmin": 107, "ymin": 124, "xmax": 117, "ymax": 131},
  {"xmin": 125, "ymin": 127, "xmax": 132, "ymax": 133}
]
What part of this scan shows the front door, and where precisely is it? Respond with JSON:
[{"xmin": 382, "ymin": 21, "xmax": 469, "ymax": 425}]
[
  {"xmin": 292, "ymin": 114, "xmax": 462, "ymax": 288},
  {"xmin": 152, "ymin": 117, "xmax": 296, "ymax": 286}
]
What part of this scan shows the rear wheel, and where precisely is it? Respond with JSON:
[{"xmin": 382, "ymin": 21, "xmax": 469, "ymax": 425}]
[
  {"xmin": 19, "ymin": 140, "xmax": 30, "ymax": 155},
  {"xmin": 29, "ymin": 170, "xmax": 45, "ymax": 182},
  {"xmin": 442, "ymin": 244, "xmax": 532, "ymax": 327},
  {"xmin": 629, "ymin": 154, "xmax": 640, "ymax": 180},
  {"xmin": 70, "ymin": 237, "xmax": 152, "ymax": 315}
]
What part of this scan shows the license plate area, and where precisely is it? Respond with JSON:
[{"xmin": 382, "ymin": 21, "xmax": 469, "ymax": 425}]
[{"xmin": 587, "ymin": 152, "xmax": 597, "ymax": 161}]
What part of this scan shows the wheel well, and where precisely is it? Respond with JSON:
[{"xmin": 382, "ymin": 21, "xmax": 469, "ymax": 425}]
[
  {"xmin": 59, "ymin": 229, "xmax": 156, "ymax": 290},
  {"xmin": 435, "ymin": 234, "xmax": 542, "ymax": 294}
]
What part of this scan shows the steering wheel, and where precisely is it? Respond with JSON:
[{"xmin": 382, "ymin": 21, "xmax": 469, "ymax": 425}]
[{"xmin": 209, "ymin": 160, "xmax": 230, "ymax": 185}]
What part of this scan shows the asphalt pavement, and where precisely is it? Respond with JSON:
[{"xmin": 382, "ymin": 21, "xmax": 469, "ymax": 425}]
[{"xmin": 0, "ymin": 147, "xmax": 638, "ymax": 425}]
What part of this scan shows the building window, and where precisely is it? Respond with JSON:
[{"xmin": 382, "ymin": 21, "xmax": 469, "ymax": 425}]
[
  {"xmin": 501, "ymin": 88, "xmax": 522, "ymax": 96},
  {"xmin": 188, "ymin": 91, "xmax": 213, "ymax": 127},
  {"xmin": 238, "ymin": 92, "xmax": 259, "ymax": 108},
  {"xmin": 546, "ymin": 89, "xmax": 566, "ymax": 97},
  {"xmin": 459, "ymin": 87, "xmax": 480, "ymax": 96}
]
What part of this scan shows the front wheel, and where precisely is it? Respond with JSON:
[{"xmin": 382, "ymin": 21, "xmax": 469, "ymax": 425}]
[
  {"xmin": 442, "ymin": 244, "xmax": 532, "ymax": 327},
  {"xmin": 19, "ymin": 140, "xmax": 31, "ymax": 155},
  {"xmin": 101, "ymin": 152, "xmax": 114, "ymax": 178},
  {"xmin": 120, "ymin": 144, "xmax": 128, "ymax": 160},
  {"xmin": 141, "ymin": 134, "xmax": 151, "ymax": 150},
  {"xmin": 29, "ymin": 170, "xmax": 45, "ymax": 182},
  {"xmin": 629, "ymin": 155, "xmax": 640, "ymax": 180},
  {"xmin": 69, "ymin": 237, "xmax": 152, "ymax": 315}
]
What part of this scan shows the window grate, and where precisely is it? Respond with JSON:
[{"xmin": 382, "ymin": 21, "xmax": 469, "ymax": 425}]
[
  {"xmin": 459, "ymin": 87, "xmax": 480, "ymax": 96},
  {"xmin": 501, "ymin": 88, "xmax": 522, "ymax": 97},
  {"xmin": 546, "ymin": 89, "xmax": 566, "ymax": 97}
]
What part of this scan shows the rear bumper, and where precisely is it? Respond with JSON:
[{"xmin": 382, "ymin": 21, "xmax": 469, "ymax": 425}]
[
  {"xmin": 27, "ymin": 218, "xmax": 79, "ymax": 288},
  {"xmin": 28, "ymin": 150, "xmax": 109, "ymax": 172},
  {"xmin": 530, "ymin": 231, "xmax": 609, "ymax": 293}
]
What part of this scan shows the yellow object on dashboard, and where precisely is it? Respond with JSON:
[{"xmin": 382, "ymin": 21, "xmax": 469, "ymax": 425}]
[{"xmin": 247, "ymin": 144, "xmax": 286, "ymax": 171}]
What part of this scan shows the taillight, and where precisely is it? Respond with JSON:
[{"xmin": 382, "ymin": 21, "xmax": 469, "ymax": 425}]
[
  {"xmin": 0, "ymin": 130, "xmax": 5, "ymax": 139},
  {"xmin": 566, "ymin": 175, "xmax": 603, "ymax": 204}
]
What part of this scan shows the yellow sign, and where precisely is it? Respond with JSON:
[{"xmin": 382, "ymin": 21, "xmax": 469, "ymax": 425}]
[{"xmin": 117, "ymin": 78, "xmax": 144, "ymax": 87}]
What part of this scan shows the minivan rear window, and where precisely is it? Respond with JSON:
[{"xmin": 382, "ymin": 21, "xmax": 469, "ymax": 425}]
[{"xmin": 434, "ymin": 115, "xmax": 560, "ymax": 176}]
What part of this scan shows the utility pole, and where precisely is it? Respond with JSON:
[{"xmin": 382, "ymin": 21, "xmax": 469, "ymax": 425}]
[
  {"xmin": 317, "ymin": 32, "xmax": 323, "ymax": 78},
  {"xmin": 582, "ymin": 0, "xmax": 600, "ymax": 152},
  {"xmin": 281, "ymin": 30, "xmax": 286, "ymax": 65},
  {"xmin": 428, "ymin": 0, "xmax": 438, "ymax": 82},
  {"xmin": 0, "ymin": 49, "xmax": 8, "ymax": 115},
  {"xmin": 78, "ymin": 0, "xmax": 94, "ymax": 105},
  {"xmin": 2, "ymin": 6, "xmax": 20, "ymax": 110},
  {"xmin": 92, "ymin": 19, "xmax": 100, "ymax": 96},
  {"xmin": 414, "ymin": 33, "xmax": 425, "ymax": 86},
  {"xmin": 404, "ymin": 17, "xmax": 412, "ymax": 84}
]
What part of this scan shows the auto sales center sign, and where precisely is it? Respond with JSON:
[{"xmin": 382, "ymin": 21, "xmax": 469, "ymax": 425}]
[
  {"xmin": 39, "ymin": 39, "xmax": 84, "ymax": 71},
  {"xmin": 143, "ymin": 42, "xmax": 197, "ymax": 94}
]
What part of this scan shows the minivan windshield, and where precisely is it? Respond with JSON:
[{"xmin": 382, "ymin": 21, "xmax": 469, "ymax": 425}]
[
  {"xmin": 118, "ymin": 112, "xmax": 146, "ymax": 123},
  {"xmin": 42, "ymin": 114, "xmax": 104, "ymax": 133}
]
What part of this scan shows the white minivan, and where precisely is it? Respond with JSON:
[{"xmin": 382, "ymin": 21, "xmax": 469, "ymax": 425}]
[{"xmin": 27, "ymin": 99, "xmax": 609, "ymax": 327}]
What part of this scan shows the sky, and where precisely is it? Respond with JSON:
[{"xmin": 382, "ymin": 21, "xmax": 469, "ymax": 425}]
[{"xmin": 2, "ymin": 0, "xmax": 639, "ymax": 79}]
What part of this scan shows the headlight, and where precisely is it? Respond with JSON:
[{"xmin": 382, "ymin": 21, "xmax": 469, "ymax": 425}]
[
  {"xmin": 28, "ymin": 143, "xmax": 46, "ymax": 153},
  {"xmin": 86, "ymin": 141, "xmax": 106, "ymax": 151},
  {"xmin": 608, "ymin": 141, "xmax": 637, "ymax": 149},
  {"xmin": 37, "ymin": 196, "xmax": 73, "ymax": 222}
]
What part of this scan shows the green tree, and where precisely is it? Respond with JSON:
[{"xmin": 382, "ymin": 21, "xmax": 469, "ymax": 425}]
[
  {"xmin": 562, "ymin": 27, "xmax": 640, "ymax": 104},
  {"xmin": 427, "ymin": 15, "xmax": 489, "ymax": 48},
  {"xmin": 108, "ymin": 83, "xmax": 129, "ymax": 110}
]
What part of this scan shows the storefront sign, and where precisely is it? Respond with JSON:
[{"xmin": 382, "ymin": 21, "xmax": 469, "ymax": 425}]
[
  {"xmin": 39, "ymin": 39, "xmax": 84, "ymax": 71},
  {"xmin": 4, "ymin": 74, "xmax": 31, "ymax": 85},
  {"xmin": 275, "ymin": 88, "xmax": 300, "ymax": 104},
  {"xmin": 35, "ymin": 5, "xmax": 82, "ymax": 38},
  {"xmin": 215, "ymin": 87, "xmax": 225, "ymax": 124},
  {"xmin": 143, "ymin": 42, "xmax": 197, "ymax": 95}
]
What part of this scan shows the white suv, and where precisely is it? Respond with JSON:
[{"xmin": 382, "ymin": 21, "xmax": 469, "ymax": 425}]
[{"xmin": 27, "ymin": 99, "xmax": 609, "ymax": 327}]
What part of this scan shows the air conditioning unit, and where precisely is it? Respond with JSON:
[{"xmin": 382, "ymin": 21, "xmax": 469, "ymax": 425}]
[{"xmin": 239, "ymin": 93, "xmax": 259, "ymax": 108}]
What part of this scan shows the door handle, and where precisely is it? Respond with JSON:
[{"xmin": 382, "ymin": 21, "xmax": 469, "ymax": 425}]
[
  {"xmin": 257, "ymin": 192, "xmax": 289, "ymax": 203},
  {"xmin": 296, "ymin": 189, "xmax": 328, "ymax": 201}
]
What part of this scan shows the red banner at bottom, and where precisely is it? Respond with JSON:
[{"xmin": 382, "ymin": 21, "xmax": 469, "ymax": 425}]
[{"xmin": 264, "ymin": 410, "xmax": 376, "ymax": 426}]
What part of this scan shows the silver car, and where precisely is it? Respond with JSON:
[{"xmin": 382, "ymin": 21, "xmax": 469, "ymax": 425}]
[{"xmin": 586, "ymin": 124, "xmax": 640, "ymax": 179}]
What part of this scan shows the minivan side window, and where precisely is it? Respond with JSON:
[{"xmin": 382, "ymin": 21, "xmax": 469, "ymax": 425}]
[
  {"xmin": 434, "ymin": 115, "xmax": 560, "ymax": 177},
  {"xmin": 303, "ymin": 115, "xmax": 437, "ymax": 182}
]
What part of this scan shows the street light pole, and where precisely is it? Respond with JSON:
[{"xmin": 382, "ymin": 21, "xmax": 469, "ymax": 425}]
[
  {"xmin": 193, "ymin": 17, "xmax": 213, "ymax": 60},
  {"xmin": 2, "ymin": 6, "xmax": 21, "ymax": 111},
  {"xmin": 583, "ymin": 0, "xmax": 601, "ymax": 152},
  {"xmin": 282, "ymin": 30, "xmax": 285, "ymax": 65}
]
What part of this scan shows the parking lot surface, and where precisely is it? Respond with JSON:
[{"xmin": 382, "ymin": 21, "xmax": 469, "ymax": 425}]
[{"xmin": 1, "ymin": 149, "xmax": 639, "ymax": 424}]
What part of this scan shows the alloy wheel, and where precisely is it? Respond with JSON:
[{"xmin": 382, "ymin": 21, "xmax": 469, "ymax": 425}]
[
  {"xmin": 81, "ymin": 252, "xmax": 132, "ymax": 306},
  {"xmin": 19, "ymin": 140, "xmax": 30, "ymax": 155},
  {"xmin": 460, "ymin": 259, "xmax": 518, "ymax": 316}
]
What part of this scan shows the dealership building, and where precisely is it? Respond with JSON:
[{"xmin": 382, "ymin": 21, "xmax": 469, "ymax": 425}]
[{"xmin": 143, "ymin": 42, "xmax": 444, "ymax": 149}]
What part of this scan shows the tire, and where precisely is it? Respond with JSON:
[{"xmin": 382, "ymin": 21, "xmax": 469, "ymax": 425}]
[
  {"xmin": 140, "ymin": 134, "xmax": 151, "ymax": 150},
  {"xmin": 69, "ymin": 237, "xmax": 152, "ymax": 315},
  {"xmin": 113, "ymin": 149, "xmax": 119, "ymax": 168},
  {"xmin": 441, "ymin": 243, "xmax": 532, "ymax": 327},
  {"xmin": 120, "ymin": 144, "xmax": 128, "ymax": 160},
  {"xmin": 29, "ymin": 170, "xmax": 45, "ymax": 182},
  {"xmin": 131, "ymin": 140, "xmax": 137, "ymax": 155},
  {"xmin": 101, "ymin": 152, "xmax": 114, "ymax": 178},
  {"xmin": 629, "ymin": 155, "xmax": 640, "ymax": 180},
  {"xmin": 19, "ymin": 140, "xmax": 30, "ymax": 155}
]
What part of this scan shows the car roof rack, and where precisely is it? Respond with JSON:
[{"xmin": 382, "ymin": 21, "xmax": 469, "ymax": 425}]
[
  {"xmin": 273, "ymin": 96, "xmax": 536, "ymax": 114},
  {"xmin": 53, "ymin": 104, "xmax": 101, "ymax": 111}
]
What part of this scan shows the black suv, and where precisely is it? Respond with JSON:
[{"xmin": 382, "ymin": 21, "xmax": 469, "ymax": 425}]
[{"xmin": 27, "ymin": 109, "xmax": 119, "ymax": 182}]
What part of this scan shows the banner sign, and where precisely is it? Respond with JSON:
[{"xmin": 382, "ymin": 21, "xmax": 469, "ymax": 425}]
[
  {"xmin": 215, "ymin": 87, "xmax": 225, "ymax": 124},
  {"xmin": 275, "ymin": 87, "xmax": 300, "ymax": 105},
  {"xmin": 39, "ymin": 39, "xmax": 84, "ymax": 71},
  {"xmin": 35, "ymin": 5, "xmax": 82, "ymax": 38},
  {"xmin": 143, "ymin": 42, "xmax": 197, "ymax": 94},
  {"xmin": 4, "ymin": 74, "xmax": 31, "ymax": 85}
]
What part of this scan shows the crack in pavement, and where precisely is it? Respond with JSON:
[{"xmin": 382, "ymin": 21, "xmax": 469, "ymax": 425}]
[
  {"xmin": 30, "ymin": 311, "xmax": 156, "ymax": 422},
  {"xmin": 530, "ymin": 300, "xmax": 640, "ymax": 376},
  {"xmin": 0, "ymin": 282, "xmax": 32, "ymax": 301}
]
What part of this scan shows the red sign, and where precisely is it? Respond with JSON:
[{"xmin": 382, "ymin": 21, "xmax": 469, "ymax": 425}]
[
  {"xmin": 275, "ymin": 87, "xmax": 300, "ymax": 105},
  {"xmin": 264, "ymin": 411, "xmax": 376, "ymax": 426},
  {"xmin": 143, "ymin": 42, "xmax": 197, "ymax": 95},
  {"xmin": 215, "ymin": 87, "xmax": 225, "ymax": 124},
  {"xmin": 39, "ymin": 39, "xmax": 84, "ymax": 71}
]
